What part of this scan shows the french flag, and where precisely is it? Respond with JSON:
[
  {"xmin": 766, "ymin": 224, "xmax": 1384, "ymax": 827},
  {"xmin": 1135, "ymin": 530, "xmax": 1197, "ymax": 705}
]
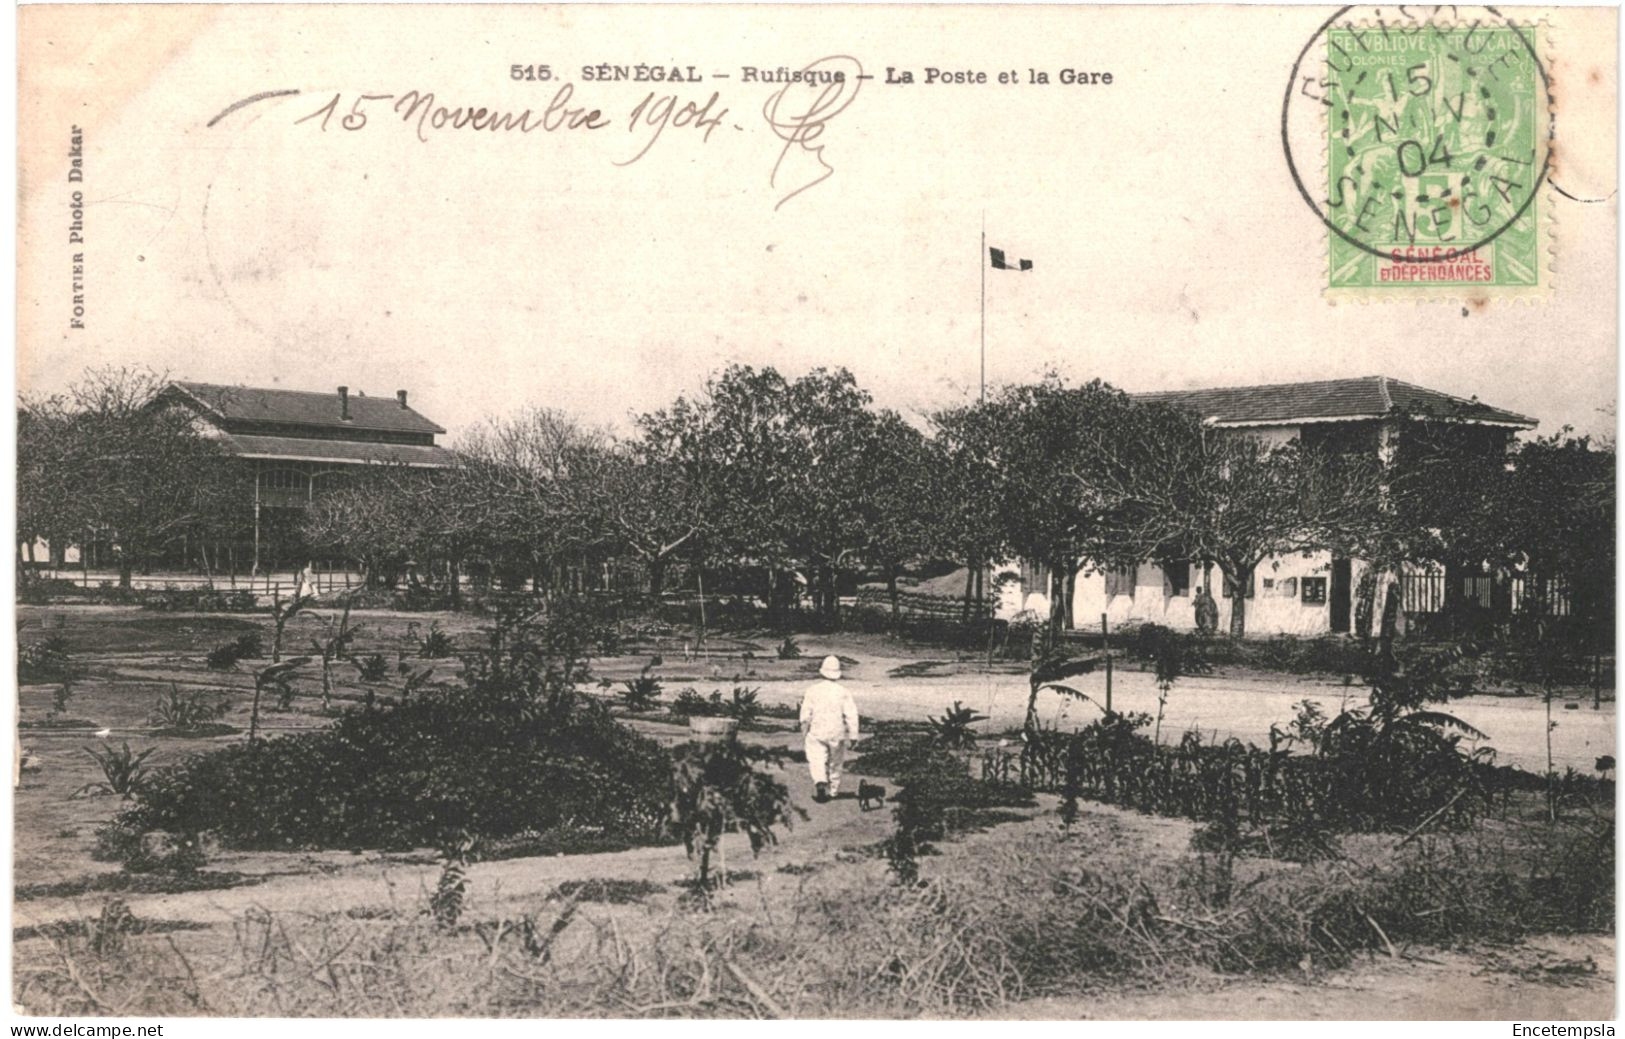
[{"xmin": 989, "ymin": 247, "xmax": 1033, "ymax": 271}]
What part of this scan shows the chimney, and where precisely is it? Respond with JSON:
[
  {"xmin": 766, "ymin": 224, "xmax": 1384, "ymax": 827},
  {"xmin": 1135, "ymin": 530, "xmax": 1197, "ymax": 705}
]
[
  {"xmin": 338, "ymin": 386, "xmax": 350, "ymax": 421},
  {"xmin": 396, "ymin": 389, "xmax": 409, "ymax": 410}
]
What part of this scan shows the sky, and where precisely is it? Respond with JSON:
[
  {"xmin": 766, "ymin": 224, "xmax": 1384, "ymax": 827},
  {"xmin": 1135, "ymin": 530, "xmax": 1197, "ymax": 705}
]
[{"xmin": 17, "ymin": 5, "xmax": 1619, "ymax": 445}]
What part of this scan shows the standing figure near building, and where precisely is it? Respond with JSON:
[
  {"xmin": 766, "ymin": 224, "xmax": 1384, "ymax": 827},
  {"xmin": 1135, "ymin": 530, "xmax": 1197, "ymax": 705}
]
[
  {"xmin": 800, "ymin": 655, "xmax": 860, "ymax": 804},
  {"xmin": 295, "ymin": 560, "xmax": 321, "ymax": 603},
  {"xmin": 1193, "ymin": 586, "xmax": 1219, "ymax": 635}
]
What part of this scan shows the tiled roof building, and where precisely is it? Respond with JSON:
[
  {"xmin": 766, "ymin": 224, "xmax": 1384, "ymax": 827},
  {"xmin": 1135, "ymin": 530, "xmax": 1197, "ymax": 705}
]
[
  {"xmin": 1136, "ymin": 375, "xmax": 1536, "ymax": 429},
  {"xmin": 158, "ymin": 382, "xmax": 455, "ymax": 570}
]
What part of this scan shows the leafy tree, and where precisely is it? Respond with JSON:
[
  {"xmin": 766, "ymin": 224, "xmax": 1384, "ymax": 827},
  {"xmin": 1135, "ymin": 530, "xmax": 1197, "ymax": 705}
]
[
  {"xmin": 1500, "ymin": 431, "xmax": 1615, "ymax": 648},
  {"xmin": 1385, "ymin": 421, "xmax": 1614, "ymax": 645},
  {"xmin": 300, "ymin": 469, "xmax": 422, "ymax": 583},
  {"xmin": 858, "ymin": 412, "xmax": 939, "ymax": 624},
  {"xmin": 934, "ymin": 378, "xmax": 1163, "ymax": 640},
  {"xmin": 639, "ymin": 365, "xmax": 797, "ymax": 618},
  {"xmin": 17, "ymin": 407, "xmax": 75, "ymax": 570},
  {"xmin": 1127, "ymin": 426, "xmax": 1385, "ymax": 638},
  {"xmin": 928, "ymin": 401, "xmax": 1011, "ymax": 623},
  {"xmin": 640, "ymin": 364, "xmax": 898, "ymax": 626},
  {"xmin": 1384, "ymin": 419, "xmax": 1517, "ymax": 627},
  {"xmin": 779, "ymin": 369, "xmax": 903, "ymax": 626}
]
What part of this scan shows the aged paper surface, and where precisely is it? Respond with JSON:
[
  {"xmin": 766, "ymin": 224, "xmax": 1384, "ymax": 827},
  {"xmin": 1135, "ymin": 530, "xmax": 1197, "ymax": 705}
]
[
  {"xmin": 17, "ymin": 4, "xmax": 1618, "ymax": 427},
  {"xmin": 13, "ymin": 3, "xmax": 1619, "ymax": 1024}
]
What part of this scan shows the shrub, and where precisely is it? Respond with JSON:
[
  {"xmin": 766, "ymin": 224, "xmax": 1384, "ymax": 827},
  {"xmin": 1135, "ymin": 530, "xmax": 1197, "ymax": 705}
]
[
  {"xmin": 667, "ymin": 740, "xmax": 802, "ymax": 888},
  {"xmin": 119, "ymin": 689, "xmax": 672, "ymax": 851},
  {"xmin": 113, "ymin": 608, "xmax": 673, "ymax": 853},
  {"xmin": 205, "ymin": 631, "xmax": 264, "ymax": 671},
  {"xmin": 776, "ymin": 635, "xmax": 803, "ymax": 661},
  {"xmin": 143, "ymin": 588, "xmax": 257, "ymax": 613},
  {"xmin": 418, "ymin": 623, "xmax": 456, "ymax": 659},
  {"xmin": 595, "ymin": 626, "xmax": 624, "ymax": 656},
  {"xmin": 17, "ymin": 577, "xmax": 92, "ymax": 605},
  {"xmin": 398, "ymin": 584, "xmax": 452, "ymax": 612},
  {"xmin": 1205, "ymin": 633, "xmax": 1369, "ymax": 677},
  {"xmin": 239, "ymin": 630, "xmax": 265, "ymax": 658},
  {"xmin": 91, "ymin": 820, "xmax": 207, "ymax": 874},
  {"xmin": 50, "ymin": 681, "xmax": 75, "ymax": 721},
  {"xmin": 669, "ymin": 688, "xmax": 722, "ymax": 718},
  {"xmin": 19, "ymin": 634, "xmax": 72, "ymax": 683},
  {"xmin": 621, "ymin": 675, "xmax": 663, "ymax": 711},
  {"xmin": 354, "ymin": 653, "xmax": 390, "ymax": 683},
  {"xmin": 876, "ymin": 739, "xmax": 1035, "ymax": 883},
  {"xmin": 1020, "ymin": 705, "xmax": 1495, "ymax": 838}
]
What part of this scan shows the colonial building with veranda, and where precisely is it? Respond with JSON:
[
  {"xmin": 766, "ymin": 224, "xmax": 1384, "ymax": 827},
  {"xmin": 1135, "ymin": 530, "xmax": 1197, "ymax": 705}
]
[
  {"xmin": 1001, "ymin": 375, "xmax": 1541, "ymax": 638},
  {"xmin": 157, "ymin": 382, "xmax": 456, "ymax": 572}
]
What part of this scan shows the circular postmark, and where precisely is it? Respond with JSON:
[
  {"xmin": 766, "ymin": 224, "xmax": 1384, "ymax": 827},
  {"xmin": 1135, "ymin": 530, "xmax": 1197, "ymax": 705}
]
[{"xmin": 1282, "ymin": 6, "xmax": 1554, "ymax": 272}]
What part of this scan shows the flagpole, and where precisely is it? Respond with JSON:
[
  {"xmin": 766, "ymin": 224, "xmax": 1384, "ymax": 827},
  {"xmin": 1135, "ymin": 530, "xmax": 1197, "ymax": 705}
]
[{"xmin": 980, "ymin": 213, "xmax": 986, "ymax": 404}]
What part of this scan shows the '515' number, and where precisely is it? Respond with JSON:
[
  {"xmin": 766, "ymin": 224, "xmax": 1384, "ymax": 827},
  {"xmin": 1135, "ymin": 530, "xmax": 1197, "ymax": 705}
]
[{"xmin": 511, "ymin": 65, "xmax": 554, "ymax": 82}]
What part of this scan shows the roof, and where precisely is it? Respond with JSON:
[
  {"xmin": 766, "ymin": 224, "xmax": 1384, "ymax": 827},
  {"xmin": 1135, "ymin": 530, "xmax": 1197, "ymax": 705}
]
[
  {"xmin": 1135, "ymin": 376, "xmax": 1537, "ymax": 429},
  {"xmin": 218, "ymin": 434, "xmax": 457, "ymax": 468},
  {"xmin": 168, "ymin": 381, "xmax": 447, "ymax": 435}
]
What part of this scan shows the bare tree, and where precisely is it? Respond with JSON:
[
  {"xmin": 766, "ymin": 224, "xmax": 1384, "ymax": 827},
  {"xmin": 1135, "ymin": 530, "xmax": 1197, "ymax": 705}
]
[
  {"xmin": 449, "ymin": 408, "xmax": 610, "ymax": 592},
  {"xmin": 21, "ymin": 367, "xmax": 248, "ymax": 588},
  {"xmin": 578, "ymin": 438, "xmax": 704, "ymax": 598}
]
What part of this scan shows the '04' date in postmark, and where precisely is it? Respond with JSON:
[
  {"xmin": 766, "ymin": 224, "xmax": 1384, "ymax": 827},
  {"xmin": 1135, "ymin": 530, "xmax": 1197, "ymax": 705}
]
[{"xmin": 1283, "ymin": 8, "xmax": 1554, "ymax": 300}]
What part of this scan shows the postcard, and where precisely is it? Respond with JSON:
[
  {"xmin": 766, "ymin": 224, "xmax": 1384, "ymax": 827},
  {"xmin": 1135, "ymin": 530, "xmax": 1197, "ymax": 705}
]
[{"xmin": 13, "ymin": 3, "xmax": 1618, "ymax": 1023}]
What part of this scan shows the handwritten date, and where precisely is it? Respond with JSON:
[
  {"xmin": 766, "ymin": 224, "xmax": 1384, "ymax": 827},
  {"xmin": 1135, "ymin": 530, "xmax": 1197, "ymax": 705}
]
[
  {"xmin": 291, "ymin": 64, "xmax": 863, "ymax": 210},
  {"xmin": 297, "ymin": 86, "xmax": 608, "ymax": 143}
]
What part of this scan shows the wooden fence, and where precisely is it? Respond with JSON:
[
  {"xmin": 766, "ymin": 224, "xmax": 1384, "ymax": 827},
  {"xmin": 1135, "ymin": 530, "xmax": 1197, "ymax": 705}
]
[
  {"xmin": 1401, "ymin": 570, "xmax": 1571, "ymax": 617},
  {"xmin": 853, "ymin": 587, "xmax": 996, "ymax": 620}
]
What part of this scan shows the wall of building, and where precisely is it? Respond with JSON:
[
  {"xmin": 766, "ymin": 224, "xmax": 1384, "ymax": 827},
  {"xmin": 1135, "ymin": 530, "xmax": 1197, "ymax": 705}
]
[{"xmin": 1070, "ymin": 552, "xmax": 1380, "ymax": 637}]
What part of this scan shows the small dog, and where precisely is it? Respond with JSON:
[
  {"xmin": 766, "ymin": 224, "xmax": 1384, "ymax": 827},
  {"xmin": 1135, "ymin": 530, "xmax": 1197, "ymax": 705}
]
[{"xmin": 857, "ymin": 780, "xmax": 887, "ymax": 812}]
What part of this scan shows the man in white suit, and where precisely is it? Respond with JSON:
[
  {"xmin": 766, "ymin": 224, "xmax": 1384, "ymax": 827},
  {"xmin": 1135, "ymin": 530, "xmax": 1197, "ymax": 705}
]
[{"xmin": 799, "ymin": 655, "xmax": 861, "ymax": 804}]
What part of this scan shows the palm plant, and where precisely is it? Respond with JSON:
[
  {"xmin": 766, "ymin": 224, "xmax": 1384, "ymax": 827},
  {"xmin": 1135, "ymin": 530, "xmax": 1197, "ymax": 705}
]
[
  {"xmin": 309, "ymin": 598, "xmax": 361, "ymax": 713},
  {"xmin": 621, "ymin": 675, "xmax": 663, "ymax": 711},
  {"xmin": 928, "ymin": 701, "xmax": 988, "ymax": 751},
  {"xmin": 250, "ymin": 658, "xmax": 309, "ymax": 741},
  {"xmin": 724, "ymin": 686, "xmax": 763, "ymax": 725},
  {"xmin": 75, "ymin": 741, "xmax": 155, "ymax": 798},
  {"xmin": 150, "ymin": 683, "xmax": 230, "ymax": 733},
  {"xmin": 1312, "ymin": 639, "xmax": 1494, "ymax": 829}
]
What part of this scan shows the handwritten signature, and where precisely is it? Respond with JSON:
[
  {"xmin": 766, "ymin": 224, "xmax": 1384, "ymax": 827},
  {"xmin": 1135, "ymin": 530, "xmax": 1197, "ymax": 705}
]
[{"xmin": 762, "ymin": 57, "xmax": 864, "ymax": 210}]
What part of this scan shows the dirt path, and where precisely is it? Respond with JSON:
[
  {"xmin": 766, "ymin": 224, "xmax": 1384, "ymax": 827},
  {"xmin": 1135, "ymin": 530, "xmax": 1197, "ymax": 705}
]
[
  {"xmin": 12, "ymin": 735, "xmax": 895, "ymax": 932},
  {"xmin": 996, "ymin": 934, "xmax": 1617, "ymax": 1020},
  {"xmin": 644, "ymin": 643, "xmax": 1615, "ymax": 774}
]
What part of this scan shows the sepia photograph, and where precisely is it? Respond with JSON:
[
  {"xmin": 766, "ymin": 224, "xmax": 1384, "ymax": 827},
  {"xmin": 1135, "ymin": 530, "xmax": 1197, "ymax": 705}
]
[{"xmin": 10, "ymin": 2, "xmax": 1621, "ymax": 1024}]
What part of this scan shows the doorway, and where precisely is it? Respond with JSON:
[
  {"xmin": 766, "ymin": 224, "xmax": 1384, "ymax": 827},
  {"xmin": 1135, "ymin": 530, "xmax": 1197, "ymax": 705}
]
[{"xmin": 1330, "ymin": 558, "xmax": 1352, "ymax": 633}]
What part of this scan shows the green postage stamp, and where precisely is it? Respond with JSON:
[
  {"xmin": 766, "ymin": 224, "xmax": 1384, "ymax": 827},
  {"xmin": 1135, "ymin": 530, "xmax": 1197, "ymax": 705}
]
[{"xmin": 1322, "ymin": 21, "xmax": 1552, "ymax": 299}]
